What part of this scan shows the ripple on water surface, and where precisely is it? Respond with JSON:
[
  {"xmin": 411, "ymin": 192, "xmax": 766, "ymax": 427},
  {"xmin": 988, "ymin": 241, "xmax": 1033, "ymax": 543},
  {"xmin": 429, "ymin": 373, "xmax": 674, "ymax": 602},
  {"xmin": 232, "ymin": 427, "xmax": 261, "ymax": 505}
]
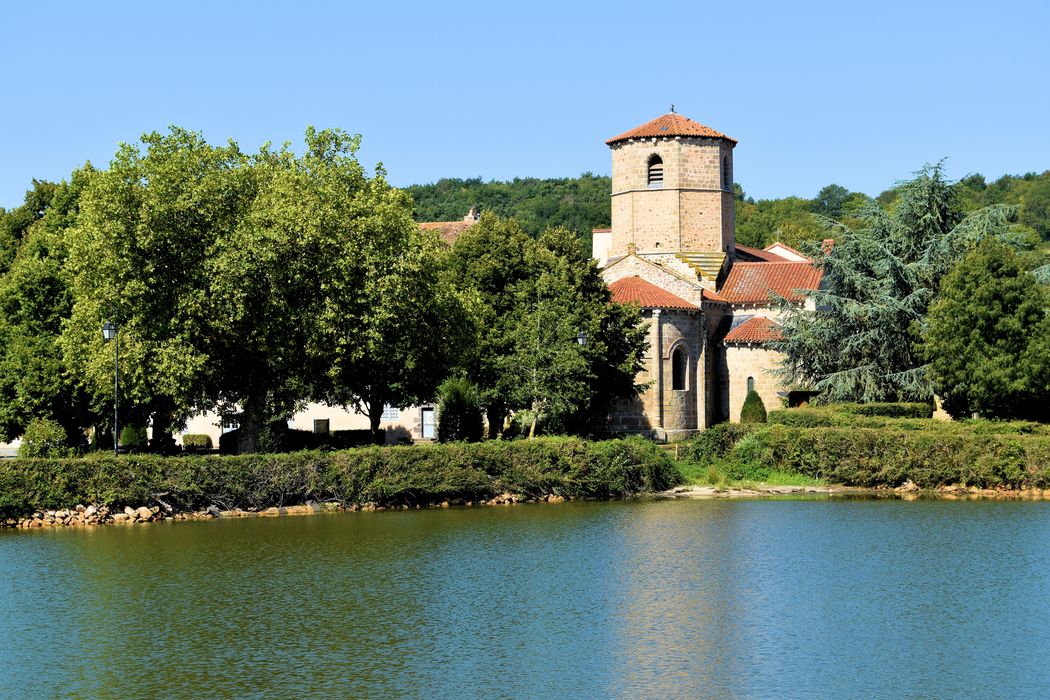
[{"xmin": 1, "ymin": 498, "xmax": 1048, "ymax": 698}]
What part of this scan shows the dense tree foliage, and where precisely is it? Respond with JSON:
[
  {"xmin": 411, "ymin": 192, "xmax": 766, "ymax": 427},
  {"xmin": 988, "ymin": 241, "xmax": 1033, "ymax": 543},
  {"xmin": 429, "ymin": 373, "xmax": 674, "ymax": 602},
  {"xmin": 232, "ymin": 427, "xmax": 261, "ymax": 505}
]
[
  {"xmin": 924, "ymin": 239, "xmax": 1049, "ymax": 420},
  {"xmin": 446, "ymin": 213, "xmax": 647, "ymax": 437},
  {"xmin": 436, "ymin": 377, "xmax": 485, "ymax": 443},
  {"xmin": 406, "ymin": 170, "xmax": 1050, "ymax": 254},
  {"xmin": 773, "ymin": 164, "xmax": 1029, "ymax": 403},
  {"xmin": 10, "ymin": 127, "xmax": 476, "ymax": 452},
  {"xmin": 405, "ymin": 174, "xmax": 611, "ymax": 252},
  {"xmin": 0, "ymin": 174, "xmax": 94, "ymax": 445}
]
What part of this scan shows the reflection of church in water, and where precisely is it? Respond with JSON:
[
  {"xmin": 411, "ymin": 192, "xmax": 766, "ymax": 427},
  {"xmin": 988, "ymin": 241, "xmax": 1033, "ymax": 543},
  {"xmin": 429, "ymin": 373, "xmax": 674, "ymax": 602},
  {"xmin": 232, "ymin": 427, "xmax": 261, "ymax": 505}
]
[{"xmin": 593, "ymin": 112, "xmax": 822, "ymax": 440}]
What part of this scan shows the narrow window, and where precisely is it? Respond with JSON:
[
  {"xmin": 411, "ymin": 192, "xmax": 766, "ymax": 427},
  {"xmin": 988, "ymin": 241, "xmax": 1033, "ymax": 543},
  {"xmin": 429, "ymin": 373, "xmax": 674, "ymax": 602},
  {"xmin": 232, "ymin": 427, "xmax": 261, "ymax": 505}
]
[
  {"xmin": 747, "ymin": 376, "xmax": 755, "ymax": 393},
  {"xmin": 723, "ymin": 156, "xmax": 730, "ymax": 189},
  {"xmin": 672, "ymin": 347, "xmax": 686, "ymax": 390},
  {"xmin": 647, "ymin": 155, "xmax": 664, "ymax": 188}
]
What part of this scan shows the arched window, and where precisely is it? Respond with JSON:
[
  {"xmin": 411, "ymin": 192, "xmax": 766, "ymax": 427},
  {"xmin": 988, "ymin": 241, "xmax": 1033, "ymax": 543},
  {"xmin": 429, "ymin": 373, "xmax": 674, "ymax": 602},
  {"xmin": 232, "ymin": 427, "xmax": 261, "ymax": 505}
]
[
  {"xmin": 672, "ymin": 347, "xmax": 687, "ymax": 390},
  {"xmin": 723, "ymin": 156, "xmax": 730, "ymax": 189},
  {"xmin": 647, "ymin": 155, "xmax": 664, "ymax": 189},
  {"xmin": 747, "ymin": 376, "xmax": 755, "ymax": 393}
]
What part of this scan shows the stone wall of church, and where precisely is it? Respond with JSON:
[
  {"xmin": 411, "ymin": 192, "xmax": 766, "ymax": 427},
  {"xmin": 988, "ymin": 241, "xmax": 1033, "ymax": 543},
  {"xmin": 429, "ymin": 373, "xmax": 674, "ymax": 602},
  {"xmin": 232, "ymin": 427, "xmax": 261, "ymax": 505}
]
[
  {"xmin": 725, "ymin": 345, "xmax": 787, "ymax": 421},
  {"xmin": 602, "ymin": 307, "xmax": 705, "ymax": 440},
  {"xmin": 679, "ymin": 190, "xmax": 730, "ymax": 252},
  {"xmin": 611, "ymin": 188, "xmax": 680, "ymax": 252},
  {"xmin": 659, "ymin": 310, "xmax": 701, "ymax": 437}
]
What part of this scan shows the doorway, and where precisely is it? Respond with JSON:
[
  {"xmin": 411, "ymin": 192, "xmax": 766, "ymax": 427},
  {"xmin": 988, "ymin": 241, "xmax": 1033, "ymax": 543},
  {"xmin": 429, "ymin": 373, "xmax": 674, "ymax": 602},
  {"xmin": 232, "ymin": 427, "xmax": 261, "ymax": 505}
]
[{"xmin": 421, "ymin": 407, "xmax": 436, "ymax": 439}]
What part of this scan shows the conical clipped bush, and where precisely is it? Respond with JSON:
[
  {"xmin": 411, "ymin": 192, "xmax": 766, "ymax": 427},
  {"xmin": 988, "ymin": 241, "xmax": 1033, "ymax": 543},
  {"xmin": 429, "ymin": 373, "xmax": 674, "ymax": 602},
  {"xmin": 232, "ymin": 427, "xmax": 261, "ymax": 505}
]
[
  {"xmin": 740, "ymin": 389, "xmax": 767, "ymax": 423},
  {"xmin": 437, "ymin": 377, "xmax": 485, "ymax": 442}
]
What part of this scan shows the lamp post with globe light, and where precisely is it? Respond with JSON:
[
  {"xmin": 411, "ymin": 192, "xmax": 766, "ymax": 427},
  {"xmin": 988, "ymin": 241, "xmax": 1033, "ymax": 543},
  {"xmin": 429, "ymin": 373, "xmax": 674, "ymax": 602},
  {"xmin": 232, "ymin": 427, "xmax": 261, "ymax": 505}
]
[{"xmin": 102, "ymin": 320, "xmax": 119, "ymax": 457}]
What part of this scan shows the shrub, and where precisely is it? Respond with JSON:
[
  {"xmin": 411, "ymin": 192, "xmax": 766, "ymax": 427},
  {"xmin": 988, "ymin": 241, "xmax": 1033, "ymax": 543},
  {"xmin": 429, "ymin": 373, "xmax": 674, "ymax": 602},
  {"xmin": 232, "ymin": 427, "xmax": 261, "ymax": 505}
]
[
  {"xmin": 330, "ymin": 430, "xmax": 385, "ymax": 448},
  {"xmin": 181, "ymin": 434, "xmax": 213, "ymax": 450},
  {"xmin": 831, "ymin": 402, "xmax": 933, "ymax": 419},
  {"xmin": 0, "ymin": 437, "xmax": 683, "ymax": 519},
  {"xmin": 735, "ymin": 424, "xmax": 1049, "ymax": 489},
  {"xmin": 437, "ymin": 377, "xmax": 484, "ymax": 443},
  {"xmin": 767, "ymin": 407, "xmax": 839, "ymax": 428},
  {"xmin": 681, "ymin": 423, "xmax": 755, "ymax": 465},
  {"xmin": 119, "ymin": 424, "xmax": 148, "ymax": 451},
  {"xmin": 740, "ymin": 390, "xmax": 768, "ymax": 423},
  {"xmin": 18, "ymin": 418, "xmax": 70, "ymax": 459}
]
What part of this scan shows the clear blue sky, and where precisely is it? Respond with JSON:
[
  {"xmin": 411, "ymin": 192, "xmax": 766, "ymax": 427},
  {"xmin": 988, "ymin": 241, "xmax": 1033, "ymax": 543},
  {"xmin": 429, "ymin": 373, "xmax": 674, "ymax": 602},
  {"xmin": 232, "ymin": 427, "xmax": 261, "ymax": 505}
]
[{"xmin": 3, "ymin": 0, "xmax": 1048, "ymax": 209}]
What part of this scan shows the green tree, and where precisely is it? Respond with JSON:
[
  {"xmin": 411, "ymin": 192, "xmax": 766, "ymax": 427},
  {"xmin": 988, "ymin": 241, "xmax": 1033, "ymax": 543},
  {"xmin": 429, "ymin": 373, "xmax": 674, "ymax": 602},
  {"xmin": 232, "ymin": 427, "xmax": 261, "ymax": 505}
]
[
  {"xmin": 61, "ymin": 128, "xmax": 248, "ymax": 447},
  {"xmin": 18, "ymin": 417, "xmax": 70, "ymax": 458},
  {"xmin": 404, "ymin": 173, "xmax": 612, "ymax": 253},
  {"xmin": 1020, "ymin": 176, "xmax": 1050, "ymax": 240},
  {"xmin": 773, "ymin": 163, "xmax": 1020, "ymax": 403},
  {"xmin": 739, "ymin": 390, "xmax": 768, "ymax": 423},
  {"xmin": 924, "ymin": 239, "xmax": 1049, "ymax": 420},
  {"xmin": 436, "ymin": 377, "xmax": 484, "ymax": 442},
  {"xmin": 0, "ymin": 180, "xmax": 59, "ymax": 271},
  {"xmin": 312, "ymin": 173, "xmax": 475, "ymax": 440},
  {"xmin": 0, "ymin": 172, "xmax": 95, "ymax": 446},
  {"xmin": 735, "ymin": 196, "xmax": 825, "ymax": 249},
  {"xmin": 811, "ymin": 184, "xmax": 851, "ymax": 218},
  {"xmin": 448, "ymin": 214, "xmax": 646, "ymax": 437}
]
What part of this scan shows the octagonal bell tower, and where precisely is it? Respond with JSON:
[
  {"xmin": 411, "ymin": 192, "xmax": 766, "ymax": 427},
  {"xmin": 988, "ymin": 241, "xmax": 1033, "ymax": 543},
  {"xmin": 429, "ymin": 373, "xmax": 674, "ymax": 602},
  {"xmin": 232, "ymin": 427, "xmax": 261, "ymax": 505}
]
[{"xmin": 606, "ymin": 112, "xmax": 737, "ymax": 278}]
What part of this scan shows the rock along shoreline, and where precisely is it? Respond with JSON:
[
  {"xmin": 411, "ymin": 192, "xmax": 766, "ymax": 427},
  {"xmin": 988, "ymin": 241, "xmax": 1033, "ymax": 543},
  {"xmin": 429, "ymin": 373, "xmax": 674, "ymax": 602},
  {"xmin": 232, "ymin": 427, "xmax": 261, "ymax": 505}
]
[
  {"xmin": 1, "ymin": 492, "xmax": 571, "ymax": 530},
  {"xmin": 5, "ymin": 482, "xmax": 1048, "ymax": 532}
]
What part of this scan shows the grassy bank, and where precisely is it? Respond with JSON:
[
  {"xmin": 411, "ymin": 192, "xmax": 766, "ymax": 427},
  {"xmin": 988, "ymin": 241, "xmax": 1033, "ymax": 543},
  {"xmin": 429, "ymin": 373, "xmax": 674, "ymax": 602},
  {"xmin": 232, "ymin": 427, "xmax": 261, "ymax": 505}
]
[
  {"xmin": 0, "ymin": 436, "xmax": 681, "ymax": 520},
  {"xmin": 679, "ymin": 413, "xmax": 1050, "ymax": 489}
]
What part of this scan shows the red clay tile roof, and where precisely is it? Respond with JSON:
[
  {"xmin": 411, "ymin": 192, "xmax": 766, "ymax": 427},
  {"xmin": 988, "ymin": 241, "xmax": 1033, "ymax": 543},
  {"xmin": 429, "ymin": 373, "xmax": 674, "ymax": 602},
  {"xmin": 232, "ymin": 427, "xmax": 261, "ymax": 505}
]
[
  {"xmin": 702, "ymin": 288, "xmax": 727, "ymax": 303},
  {"xmin": 724, "ymin": 316, "xmax": 782, "ymax": 344},
  {"xmin": 607, "ymin": 113, "xmax": 737, "ymax": 145},
  {"xmin": 735, "ymin": 244, "xmax": 788, "ymax": 262},
  {"xmin": 420, "ymin": 220, "xmax": 475, "ymax": 245},
  {"xmin": 608, "ymin": 276, "xmax": 698, "ymax": 310},
  {"xmin": 719, "ymin": 262, "xmax": 822, "ymax": 304}
]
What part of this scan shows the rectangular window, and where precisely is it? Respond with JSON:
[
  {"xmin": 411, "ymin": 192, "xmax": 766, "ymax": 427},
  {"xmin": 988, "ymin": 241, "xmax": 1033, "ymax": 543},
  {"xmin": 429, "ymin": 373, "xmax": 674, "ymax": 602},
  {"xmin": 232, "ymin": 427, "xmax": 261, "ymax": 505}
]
[
  {"xmin": 381, "ymin": 405, "xmax": 400, "ymax": 422},
  {"xmin": 313, "ymin": 419, "xmax": 330, "ymax": 435}
]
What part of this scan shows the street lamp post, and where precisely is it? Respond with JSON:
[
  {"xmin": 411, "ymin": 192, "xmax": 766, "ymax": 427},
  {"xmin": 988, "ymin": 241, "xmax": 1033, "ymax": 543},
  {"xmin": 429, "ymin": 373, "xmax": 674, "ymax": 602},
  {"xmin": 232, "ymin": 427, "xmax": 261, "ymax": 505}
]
[{"xmin": 102, "ymin": 320, "xmax": 118, "ymax": 457}]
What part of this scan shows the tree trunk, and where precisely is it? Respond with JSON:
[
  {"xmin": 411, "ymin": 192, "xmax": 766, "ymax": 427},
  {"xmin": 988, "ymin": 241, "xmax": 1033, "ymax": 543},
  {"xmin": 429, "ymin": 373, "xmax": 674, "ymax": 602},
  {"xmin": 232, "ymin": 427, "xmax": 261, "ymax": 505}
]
[
  {"xmin": 486, "ymin": 402, "xmax": 506, "ymax": 440},
  {"xmin": 149, "ymin": 403, "xmax": 176, "ymax": 454},
  {"xmin": 367, "ymin": 399, "xmax": 384, "ymax": 445},
  {"xmin": 238, "ymin": 387, "xmax": 267, "ymax": 454},
  {"xmin": 528, "ymin": 400, "xmax": 539, "ymax": 439}
]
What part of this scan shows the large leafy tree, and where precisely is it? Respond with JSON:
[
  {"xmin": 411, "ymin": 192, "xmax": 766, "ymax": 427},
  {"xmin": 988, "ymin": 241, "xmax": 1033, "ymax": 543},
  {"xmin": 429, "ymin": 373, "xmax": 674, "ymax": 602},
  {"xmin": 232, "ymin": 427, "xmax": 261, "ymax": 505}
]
[
  {"xmin": 448, "ymin": 214, "xmax": 646, "ymax": 436},
  {"xmin": 61, "ymin": 128, "xmax": 249, "ymax": 447},
  {"xmin": 311, "ymin": 174, "xmax": 475, "ymax": 439},
  {"xmin": 773, "ymin": 163, "xmax": 1022, "ymax": 402},
  {"xmin": 0, "ymin": 173, "xmax": 95, "ymax": 445},
  {"xmin": 924, "ymin": 239, "xmax": 1049, "ymax": 420}
]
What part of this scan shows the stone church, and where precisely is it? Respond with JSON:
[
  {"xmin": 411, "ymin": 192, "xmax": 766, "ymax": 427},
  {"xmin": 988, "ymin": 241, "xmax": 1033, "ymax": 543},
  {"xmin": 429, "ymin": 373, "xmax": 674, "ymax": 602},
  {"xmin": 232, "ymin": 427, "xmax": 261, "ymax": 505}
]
[{"xmin": 592, "ymin": 112, "xmax": 823, "ymax": 441}]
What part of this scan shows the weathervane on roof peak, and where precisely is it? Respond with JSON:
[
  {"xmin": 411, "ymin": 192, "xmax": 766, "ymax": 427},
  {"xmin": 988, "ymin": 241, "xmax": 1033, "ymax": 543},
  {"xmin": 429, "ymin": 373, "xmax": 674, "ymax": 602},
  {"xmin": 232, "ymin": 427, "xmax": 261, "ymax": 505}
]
[{"xmin": 670, "ymin": 104, "xmax": 675, "ymax": 113}]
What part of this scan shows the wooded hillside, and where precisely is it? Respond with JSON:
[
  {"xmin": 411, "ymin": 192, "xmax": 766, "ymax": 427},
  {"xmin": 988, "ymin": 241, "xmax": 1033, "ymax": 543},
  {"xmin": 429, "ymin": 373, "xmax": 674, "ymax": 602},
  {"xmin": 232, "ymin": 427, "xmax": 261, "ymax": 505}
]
[{"xmin": 404, "ymin": 170, "xmax": 1050, "ymax": 252}]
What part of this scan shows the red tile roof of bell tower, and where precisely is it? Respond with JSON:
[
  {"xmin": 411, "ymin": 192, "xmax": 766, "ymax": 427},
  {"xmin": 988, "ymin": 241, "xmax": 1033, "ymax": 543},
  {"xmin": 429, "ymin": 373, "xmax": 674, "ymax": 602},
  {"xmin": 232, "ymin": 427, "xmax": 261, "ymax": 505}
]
[{"xmin": 606, "ymin": 112, "xmax": 737, "ymax": 145}]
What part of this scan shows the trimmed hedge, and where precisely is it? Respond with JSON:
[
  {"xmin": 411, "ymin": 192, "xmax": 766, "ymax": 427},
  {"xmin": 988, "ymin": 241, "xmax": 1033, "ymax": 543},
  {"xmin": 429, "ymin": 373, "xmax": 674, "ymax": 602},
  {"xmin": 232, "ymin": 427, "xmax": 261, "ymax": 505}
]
[
  {"xmin": 219, "ymin": 427, "xmax": 385, "ymax": 455},
  {"xmin": 181, "ymin": 434, "xmax": 213, "ymax": 450},
  {"xmin": 832, "ymin": 402, "xmax": 933, "ymax": 419},
  {"xmin": 739, "ymin": 425, "xmax": 1049, "ymax": 488},
  {"xmin": 0, "ymin": 436, "xmax": 681, "ymax": 519},
  {"xmin": 740, "ymin": 390, "xmax": 768, "ymax": 423},
  {"xmin": 767, "ymin": 407, "xmax": 1050, "ymax": 434},
  {"xmin": 705, "ymin": 424, "xmax": 1049, "ymax": 489}
]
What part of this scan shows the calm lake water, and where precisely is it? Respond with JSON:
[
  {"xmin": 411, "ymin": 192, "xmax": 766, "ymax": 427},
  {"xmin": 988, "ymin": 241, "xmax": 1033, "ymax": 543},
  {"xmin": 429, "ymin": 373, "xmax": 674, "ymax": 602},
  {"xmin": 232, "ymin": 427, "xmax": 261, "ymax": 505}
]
[{"xmin": 2, "ymin": 498, "xmax": 1048, "ymax": 699}]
